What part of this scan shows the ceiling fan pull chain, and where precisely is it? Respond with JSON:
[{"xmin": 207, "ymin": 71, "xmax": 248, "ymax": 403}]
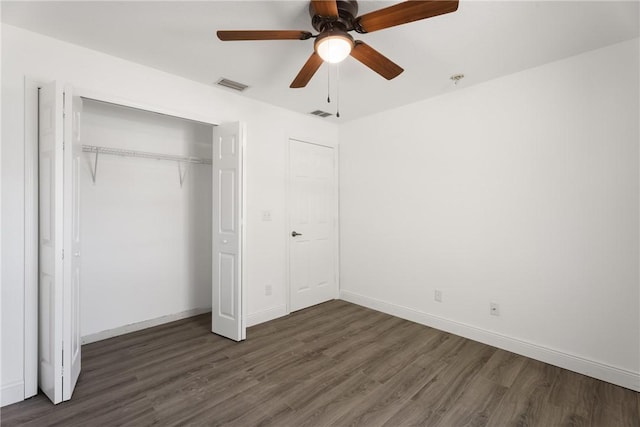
[
  {"xmin": 327, "ymin": 62, "xmax": 331, "ymax": 103},
  {"xmin": 336, "ymin": 63, "xmax": 341, "ymax": 118}
]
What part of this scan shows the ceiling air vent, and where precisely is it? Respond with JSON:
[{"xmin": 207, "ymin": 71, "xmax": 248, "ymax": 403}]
[
  {"xmin": 216, "ymin": 78, "xmax": 249, "ymax": 92},
  {"xmin": 310, "ymin": 110, "xmax": 332, "ymax": 118}
]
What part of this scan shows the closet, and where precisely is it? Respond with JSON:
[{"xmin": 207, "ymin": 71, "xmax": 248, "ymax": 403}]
[
  {"xmin": 35, "ymin": 82, "xmax": 245, "ymax": 404},
  {"xmin": 80, "ymin": 99, "xmax": 214, "ymax": 341}
]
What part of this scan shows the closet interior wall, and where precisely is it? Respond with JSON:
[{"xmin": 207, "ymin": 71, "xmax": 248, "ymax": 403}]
[{"xmin": 80, "ymin": 99, "xmax": 214, "ymax": 340}]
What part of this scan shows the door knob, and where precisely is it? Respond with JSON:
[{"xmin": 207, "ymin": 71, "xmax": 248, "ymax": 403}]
[
  {"xmin": 74, "ymin": 252, "xmax": 80, "ymax": 257},
  {"xmin": 291, "ymin": 231, "xmax": 303, "ymax": 237}
]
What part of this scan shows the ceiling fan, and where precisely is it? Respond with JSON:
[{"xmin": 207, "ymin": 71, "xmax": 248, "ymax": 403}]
[{"xmin": 217, "ymin": 0, "xmax": 459, "ymax": 88}]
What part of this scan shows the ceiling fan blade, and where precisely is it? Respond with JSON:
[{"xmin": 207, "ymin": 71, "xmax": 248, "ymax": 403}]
[
  {"xmin": 217, "ymin": 30, "xmax": 312, "ymax": 41},
  {"xmin": 290, "ymin": 52, "xmax": 324, "ymax": 88},
  {"xmin": 311, "ymin": 0, "xmax": 339, "ymax": 17},
  {"xmin": 350, "ymin": 41, "xmax": 404, "ymax": 80},
  {"xmin": 356, "ymin": 0, "xmax": 459, "ymax": 33}
]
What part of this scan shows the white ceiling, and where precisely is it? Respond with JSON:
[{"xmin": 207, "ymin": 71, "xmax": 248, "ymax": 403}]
[{"xmin": 2, "ymin": 1, "xmax": 638, "ymax": 122}]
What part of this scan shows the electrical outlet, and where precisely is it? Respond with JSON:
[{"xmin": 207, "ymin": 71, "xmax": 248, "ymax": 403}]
[
  {"xmin": 490, "ymin": 302, "xmax": 500, "ymax": 316},
  {"xmin": 434, "ymin": 289, "xmax": 442, "ymax": 302},
  {"xmin": 265, "ymin": 285, "xmax": 272, "ymax": 296},
  {"xmin": 262, "ymin": 210, "xmax": 272, "ymax": 221}
]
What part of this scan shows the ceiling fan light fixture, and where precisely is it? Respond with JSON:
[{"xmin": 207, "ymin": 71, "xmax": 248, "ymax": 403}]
[{"xmin": 315, "ymin": 31, "xmax": 354, "ymax": 63}]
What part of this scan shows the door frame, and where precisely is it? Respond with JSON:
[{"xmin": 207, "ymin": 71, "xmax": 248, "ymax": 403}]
[
  {"xmin": 285, "ymin": 137, "xmax": 340, "ymax": 314},
  {"xmin": 23, "ymin": 79, "xmax": 246, "ymax": 398}
]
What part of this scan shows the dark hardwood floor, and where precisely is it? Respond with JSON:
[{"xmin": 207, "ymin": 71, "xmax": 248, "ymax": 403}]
[{"xmin": 2, "ymin": 300, "xmax": 638, "ymax": 426}]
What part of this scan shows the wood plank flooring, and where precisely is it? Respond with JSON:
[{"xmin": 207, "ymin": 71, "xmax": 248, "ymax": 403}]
[{"xmin": 2, "ymin": 300, "xmax": 638, "ymax": 426}]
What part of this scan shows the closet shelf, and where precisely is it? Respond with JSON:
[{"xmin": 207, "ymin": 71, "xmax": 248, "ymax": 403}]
[
  {"xmin": 82, "ymin": 144, "xmax": 212, "ymax": 186},
  {"xmin": 82, "ymin": 145, "xmax": 212, "ymax": 165}
]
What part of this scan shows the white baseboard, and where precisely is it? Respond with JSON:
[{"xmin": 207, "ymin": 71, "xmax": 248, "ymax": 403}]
[
  {"xmin": 81, "ymin": 307, "xmax": 212, "ymax": 344},
  {"xmin": 246, "ymin": 304, "xmax": 288, "ymax": 327},
  {"xmin": 340, "ymin": 290, "xmax": 640, "ymax": 392},
  {"xmin": 1, "ymin": 380, "xmax": 24, "ymax": 407},
  {"xmin": 78, "ymin": 304, "xmax": 288, "ymax": 344}
]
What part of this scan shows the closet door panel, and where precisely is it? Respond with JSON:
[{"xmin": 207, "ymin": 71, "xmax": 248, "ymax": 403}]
[
  {"xmin": 62, "ymin": 91, "xmax": 82, "ymax": 400},
  {"xmin": 212, "ymin": 122, "xmax": 245, "ymax": 341},
  {"xmin": 38, "ymin": 81, "xmax": 64, "ymax": 404}
]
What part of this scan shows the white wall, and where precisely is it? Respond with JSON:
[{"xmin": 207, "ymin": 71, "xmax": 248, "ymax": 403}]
[
  {"xmin": 339, "ymin": 38, "xmax": 640, "ymax": 390},
  {"xmin": 1, "ymin": 23, "xmax": 338, "ymax": 405},
  {"xmin": 80, "ymin": 100, "xmax": 213, "ymax": 338}
]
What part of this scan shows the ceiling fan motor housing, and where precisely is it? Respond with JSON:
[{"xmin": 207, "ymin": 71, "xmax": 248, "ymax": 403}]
[
  {"xmin": 310, "ymin": 0, "xmax": 359, "ymax": 32},
  {"xmin": 314, "ymin": 27, "xmax": 354, "ymax": 47}
]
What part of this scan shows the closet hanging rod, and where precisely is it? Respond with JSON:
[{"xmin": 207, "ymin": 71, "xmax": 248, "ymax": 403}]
[{"xmin": 82, "ymin": 145, "xmax": 212, "ymax": 165}]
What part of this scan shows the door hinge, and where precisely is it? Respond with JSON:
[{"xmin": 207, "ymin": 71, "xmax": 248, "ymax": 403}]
[{"xmin": 62, "ymin": 249, "xmax": 64, "ymax": 260}]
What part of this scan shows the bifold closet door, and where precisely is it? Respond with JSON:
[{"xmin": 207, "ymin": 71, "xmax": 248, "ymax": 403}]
[
  {"xmin": 38, "ymin": 81, "xmax": 82, "ymax": 404},
  {"xmin": 63, "ymin": 92, "xmax": 83, "ymax": 401},
  {"xmin": 211, "ymin": 122, "xmax": 245, "ymax": 341}
]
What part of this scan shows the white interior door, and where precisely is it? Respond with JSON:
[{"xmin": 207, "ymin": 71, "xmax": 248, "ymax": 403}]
[
  {"xmin": 38, "ymin": 82, "xmax": 82, "ymax": 404},
  {"xmin": 211, "ymin": 122, "xmax": 245, "ymax": 341},
  {"xmin": 62, "ymin": 90, "xmax": 82, "ymax": 400},
  {"xmin": 39, "ymin": 81, "xmax": 65, "ymax": 404},
  {"xmin": 289, "ymin": 139, "xmax": 337, "ymax": 312}
]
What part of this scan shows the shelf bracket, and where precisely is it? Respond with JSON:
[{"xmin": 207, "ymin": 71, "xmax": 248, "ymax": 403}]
[
  {"xmin": 178, "ymin": 161, "xmax": 190, "ymax": 188},
  {"xmin": 90, "ymin": 148, "xmax": 100, "ymax": 184}
]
